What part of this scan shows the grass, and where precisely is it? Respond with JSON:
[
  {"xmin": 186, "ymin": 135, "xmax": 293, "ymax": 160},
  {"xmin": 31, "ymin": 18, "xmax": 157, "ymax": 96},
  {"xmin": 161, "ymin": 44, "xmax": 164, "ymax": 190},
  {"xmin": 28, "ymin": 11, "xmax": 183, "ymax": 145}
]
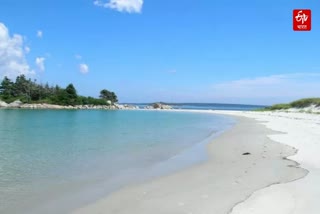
[
  {"xmin": 254, "ymin": 98, "xmax": 320, "ymax": 111},
  {"xmin": 290, "ymin": 98, "xmax": 320, "ymax": 108},
  {"xmin": 265, "ymin": 103, "xmax": 291, "ymax": 110}
]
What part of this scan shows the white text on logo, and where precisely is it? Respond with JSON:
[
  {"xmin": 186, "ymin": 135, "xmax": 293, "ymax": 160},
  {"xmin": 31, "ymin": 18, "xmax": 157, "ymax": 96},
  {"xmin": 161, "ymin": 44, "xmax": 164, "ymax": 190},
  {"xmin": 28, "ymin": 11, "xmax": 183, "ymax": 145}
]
[{"xmin": 295, "ymin": 10, "xmax": 308, "ymax": 24}]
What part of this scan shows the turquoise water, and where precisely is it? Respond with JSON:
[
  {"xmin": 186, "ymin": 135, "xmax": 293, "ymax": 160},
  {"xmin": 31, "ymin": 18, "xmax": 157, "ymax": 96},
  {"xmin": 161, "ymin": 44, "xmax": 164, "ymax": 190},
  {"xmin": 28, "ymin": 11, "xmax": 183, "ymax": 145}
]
[
  {"xmin": 0, "ymin": 110, "xmax": 234, "ymax": 213},
  {"xmin": 125, "ymin": 103, "xmax": 266, "ymax": 111}
]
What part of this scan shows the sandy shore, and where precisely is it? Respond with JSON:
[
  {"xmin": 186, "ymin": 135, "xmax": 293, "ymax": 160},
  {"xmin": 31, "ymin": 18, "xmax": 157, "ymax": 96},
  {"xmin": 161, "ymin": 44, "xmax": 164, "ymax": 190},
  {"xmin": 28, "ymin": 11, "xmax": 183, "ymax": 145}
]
[
  {"xmin": 73, "ymin": 110, "xmax": 314, "ymax": 214},
  {"xmin": 225, "ymin": 111, "xmax": 320, "ymax": 214}
]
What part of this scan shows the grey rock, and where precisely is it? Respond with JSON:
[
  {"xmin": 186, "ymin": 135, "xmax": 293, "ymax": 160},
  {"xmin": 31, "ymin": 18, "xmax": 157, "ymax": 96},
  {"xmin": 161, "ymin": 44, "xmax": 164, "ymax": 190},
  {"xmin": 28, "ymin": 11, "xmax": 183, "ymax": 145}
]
[
  {"xmin": 8, "ymin": 100, "xmax": 23, "ymax": 108},
  {"xmin": 0, "ymin": 100, "xmax": 8, "ymax": 107},
  {"xmin": 148, "ymin": 102, "xmax": 173, "ymax": 110}
]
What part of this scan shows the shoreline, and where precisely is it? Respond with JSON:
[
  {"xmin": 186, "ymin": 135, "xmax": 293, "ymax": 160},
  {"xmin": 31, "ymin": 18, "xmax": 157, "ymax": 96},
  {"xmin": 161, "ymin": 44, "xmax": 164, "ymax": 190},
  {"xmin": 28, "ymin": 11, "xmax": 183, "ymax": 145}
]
[
  {"xmin": 225, "ymin": 111, "xmax": 320, "ymax": 214},
  {"xmin": 0, "ymin": 102, "xmax": 140, "ymax": 110},
  {"xmin": 73, "ymin": 111, "xmax": 309, "ymax": 214},
  {"xmin": 1, "ymin": 109, "xmax": 232, "ymax": 214}
]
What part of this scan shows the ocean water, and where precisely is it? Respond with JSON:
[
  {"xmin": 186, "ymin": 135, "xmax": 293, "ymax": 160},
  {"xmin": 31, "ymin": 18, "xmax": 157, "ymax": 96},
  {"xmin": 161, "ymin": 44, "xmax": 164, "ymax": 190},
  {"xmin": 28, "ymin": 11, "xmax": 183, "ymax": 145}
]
[
  {"xmin": 127, "ymin": 103, "xmax": 266, "ymax": 111},
  {"xmin": 0, "ymin": 109, "xmax": 234, "ymax": 213}
]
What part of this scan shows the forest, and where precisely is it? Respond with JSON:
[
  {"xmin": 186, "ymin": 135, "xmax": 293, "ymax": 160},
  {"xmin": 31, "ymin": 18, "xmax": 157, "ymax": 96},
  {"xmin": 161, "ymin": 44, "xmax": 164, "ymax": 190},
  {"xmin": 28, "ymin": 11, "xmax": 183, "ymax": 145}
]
[{"xmin": 0, "ymin": 75, "xmax": 118, "ymax": 106}]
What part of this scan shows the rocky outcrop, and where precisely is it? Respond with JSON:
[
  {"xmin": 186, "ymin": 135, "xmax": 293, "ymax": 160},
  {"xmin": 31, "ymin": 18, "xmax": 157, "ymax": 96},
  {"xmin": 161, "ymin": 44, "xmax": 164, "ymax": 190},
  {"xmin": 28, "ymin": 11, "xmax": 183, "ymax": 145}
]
[
  {"xmin": 19, "ymin": 104, "xmax": 139, "ymax": 110},
  {"xmin": 0, "ymin": 101, "xmax": 140, "ymax": 110},
  {"xmin": 0, "ymin": 100, "xmax": 8, "ymax": 107},
  {"xmin": 20, "ymin": 103, "xmax": 75, "ymax": 109},
  {"xmin": 145, "ymin": 103, "xmax": 173, "ymax": 110},
  {"xmin": 8, "ymin": 100, "xmax": 23, "ymax": 108},
  {"xmin": 114, "ymin": 104, "xmax": 139, "ymax": 110}
]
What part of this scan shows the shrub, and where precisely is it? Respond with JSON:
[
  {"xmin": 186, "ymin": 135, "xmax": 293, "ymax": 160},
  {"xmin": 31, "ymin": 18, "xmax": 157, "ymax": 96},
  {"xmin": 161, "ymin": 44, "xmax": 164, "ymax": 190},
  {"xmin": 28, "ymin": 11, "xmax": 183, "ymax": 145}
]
[
  {"xmin": 265, "ymin": 103, "xmax": 291, "ymax": 110},
  {"xmin": 290, "ymin": 98, "xmax": 320, "ymax": 108}
]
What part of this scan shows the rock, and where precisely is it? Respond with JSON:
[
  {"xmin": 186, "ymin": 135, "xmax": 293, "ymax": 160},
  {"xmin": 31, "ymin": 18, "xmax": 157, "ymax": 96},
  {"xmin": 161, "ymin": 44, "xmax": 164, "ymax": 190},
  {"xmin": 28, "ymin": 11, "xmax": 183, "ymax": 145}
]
[
  {"xmin": 113, "ymin": 103, "xmax": 139, "ymax": 110},
  {"xmin": 144, "ymin": 106, "xmax": 153, "ymax": 109},
  {"xmin": 148, "ymin": 102, "xmax": 173, "ymax": 110},
  {"xmin": 0, "ymin": 100, "xmax": 8, "ymax": 107},
  {"xmin": 5, "ymin": 102, "xmax": 138, "ymax": 110},
  {"xmin": 8, "ymin": 100, "xmax": 23, "ymax": 108},
  {"xmin": 113, "ymin": 103, "xmax": 122, "ymax": 109},
  {"xmin": 124, "ymin": 104, "xmax": 138, "ymax": 109},
  {"xmin": 161, "ymin": 104, "xmax": 173, "ymax": 110},
  {"xmin": 152, "ymin": 103, "xmax": 161, "ymax": 109},
  {"xmin": 20, "ymin": 104, "xmax": 33, "ymax": 109}
]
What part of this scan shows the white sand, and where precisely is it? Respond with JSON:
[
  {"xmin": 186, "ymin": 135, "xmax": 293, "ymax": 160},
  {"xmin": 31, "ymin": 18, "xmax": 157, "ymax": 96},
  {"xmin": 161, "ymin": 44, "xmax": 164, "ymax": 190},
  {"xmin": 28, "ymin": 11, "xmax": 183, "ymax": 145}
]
[
  {"xmin": 220, "ymin": 111, "xmax": 320, "ymax": 214},
  {"xmin": 73, "ymin": 110, "xmax": 318, "ymax": 214}
]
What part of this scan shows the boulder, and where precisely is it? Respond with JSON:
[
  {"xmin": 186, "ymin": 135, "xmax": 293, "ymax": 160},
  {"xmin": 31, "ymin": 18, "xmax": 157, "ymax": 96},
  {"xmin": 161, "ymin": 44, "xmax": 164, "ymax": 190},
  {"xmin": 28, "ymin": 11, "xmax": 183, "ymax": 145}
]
[
  {"xmin": 20, "ymin": 104, "xmax": 34, "ymax": 109},
  {"xmin": 152, "ymin": 103, "xmax": 161, "ymax": 109},
  {"xmin": 8, "ymin": 100, "xmax": 23, "ymax": 108},
  {"xmin": 0, "ymin": 100, "xmax": 8, "ymax": 107},
  {"xmin": 144, "ymin": 106, "xmax": 153, "ymax": 109},
  {"xmin": 160, "ymin": 104, "xmax": 173, "ymax": 110},
  {"xmin": 149, "ymin": 102, "xmax": 173, "ymax": 110}
]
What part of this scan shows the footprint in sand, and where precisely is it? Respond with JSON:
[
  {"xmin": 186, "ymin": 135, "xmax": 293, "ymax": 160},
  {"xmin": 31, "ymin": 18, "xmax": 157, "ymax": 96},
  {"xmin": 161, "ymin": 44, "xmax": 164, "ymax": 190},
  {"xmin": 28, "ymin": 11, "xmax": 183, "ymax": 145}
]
[{"xmin": 234, "ymin": 180, "xmax": 240, "ymax": 184}]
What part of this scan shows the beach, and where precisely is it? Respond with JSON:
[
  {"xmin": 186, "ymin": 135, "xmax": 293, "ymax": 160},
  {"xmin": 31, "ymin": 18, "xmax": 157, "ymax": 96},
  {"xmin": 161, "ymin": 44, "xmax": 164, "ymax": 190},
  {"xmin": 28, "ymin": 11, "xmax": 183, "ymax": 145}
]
[
  {"xmin": 74, "ymin": 110, "xmax": 319, "ymax": 214},
  {"xmin": 229, "ymin": 111, "xmax": 320, "ymax": 214},
  {"xmin": 2, "ymin": 1, "xmax": 319, "ymax": 213},
  {"xmin": 0, "ymin": 109, "xmax": 234, "ymax": 214}
]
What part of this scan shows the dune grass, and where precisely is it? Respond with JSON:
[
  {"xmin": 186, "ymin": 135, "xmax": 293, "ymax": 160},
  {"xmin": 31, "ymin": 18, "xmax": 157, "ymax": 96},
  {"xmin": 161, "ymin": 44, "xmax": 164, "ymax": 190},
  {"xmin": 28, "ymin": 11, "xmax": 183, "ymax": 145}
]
[
  {"xmin": 256, "ymin": 98, "xmax": 320, "ymax": 111},
  {"xmin": 290, "ymin": 98, "xmax": 320, "ymax": 108}
]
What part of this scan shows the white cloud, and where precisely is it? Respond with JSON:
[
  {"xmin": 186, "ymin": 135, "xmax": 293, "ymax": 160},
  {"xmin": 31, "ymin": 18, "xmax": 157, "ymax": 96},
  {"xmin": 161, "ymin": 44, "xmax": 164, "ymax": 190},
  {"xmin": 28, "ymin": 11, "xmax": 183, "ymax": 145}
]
[
  {"xmin": 24, "ymin": 46, "xmax": 30, "ymax": 53},
  {"xmin": 37, "ymin": 30, "xmax": 43, "ymax": 38},
  {"xmin": 94, "ymin": 0, "xmax": 143, "ymax": 13},
  {"xmin": 209, "ymin": 73, "xmax": 320, "ymax": 105},
  {"xmin": 0, "ymin": 22, "xmax": 34, "ymax": 79},
  {"xmin": 79, "ymin": 63, "xmax": 89, "ymax": 74},
  {"xmin": 35, "ymin": 57, "xmax": 46, "ymax": 71}
]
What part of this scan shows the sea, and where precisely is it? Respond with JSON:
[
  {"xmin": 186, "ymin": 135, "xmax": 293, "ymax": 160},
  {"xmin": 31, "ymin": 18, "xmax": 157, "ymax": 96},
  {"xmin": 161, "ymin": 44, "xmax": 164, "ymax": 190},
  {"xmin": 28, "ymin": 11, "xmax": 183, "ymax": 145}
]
[
  {"xmin": 131, "ymin": 103, "xmax": 266, "ymax": 111},
  {"xmin": 0, "ymin": 104, "xmax": 260, "ymax": 213}
]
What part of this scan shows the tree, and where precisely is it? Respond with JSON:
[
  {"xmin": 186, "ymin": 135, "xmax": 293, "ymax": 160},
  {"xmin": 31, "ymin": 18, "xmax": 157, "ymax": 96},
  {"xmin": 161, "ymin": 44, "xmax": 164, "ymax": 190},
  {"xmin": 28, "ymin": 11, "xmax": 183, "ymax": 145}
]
[
  {"xmin": 1, "ymin": 75, "xmax": 117, "ymax": 106},
  {"xmin": 66, "ymin": 84, "xmax": 77, "ymax": 98},
  {"xmin": 55, "ymin": 89, "xmax": 69, "ymax": 105},
  {"xmin": 65, "ymin": 84, "xmax": 78, "ymax": 105},
  {"xmin": 0, "ymin": 76, "xmax": 14, "ymax": 99},
  {"xmin": 29, "ymin": 79, "xmax": 42, "ymax": 101},
  {"xmin": 110, "ymin": 92, "xmax": 118, "ymax": 103},
  {"xmin": 14, "ymin": 75, "xmax": 28, "ymax": 97},
  {"xmin": 100, "ymin": 89, "xmax": 118, "ymax": 103}
]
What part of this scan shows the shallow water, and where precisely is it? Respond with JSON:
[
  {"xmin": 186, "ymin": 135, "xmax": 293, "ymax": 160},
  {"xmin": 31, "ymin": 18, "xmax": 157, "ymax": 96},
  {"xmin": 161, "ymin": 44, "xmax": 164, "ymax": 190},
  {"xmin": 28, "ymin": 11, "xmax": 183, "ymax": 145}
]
[
  {"xmin": 126, "ymin": 103, "xmax": 266, "ymax": 111},
  {"xmin": 0, "ymin": 109, "xmax": 234, "ymax": 213}
]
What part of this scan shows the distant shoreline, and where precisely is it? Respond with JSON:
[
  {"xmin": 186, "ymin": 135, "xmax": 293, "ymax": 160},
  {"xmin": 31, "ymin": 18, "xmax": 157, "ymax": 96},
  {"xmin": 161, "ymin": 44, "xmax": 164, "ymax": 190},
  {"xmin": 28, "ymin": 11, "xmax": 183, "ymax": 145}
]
[
  {"xmin": 0, "ymin": 101, "xmax": 173, "ymax": 110},
  {"xmin": 0, "ymin": 103, "xmax": 138, "ymax": 110}
]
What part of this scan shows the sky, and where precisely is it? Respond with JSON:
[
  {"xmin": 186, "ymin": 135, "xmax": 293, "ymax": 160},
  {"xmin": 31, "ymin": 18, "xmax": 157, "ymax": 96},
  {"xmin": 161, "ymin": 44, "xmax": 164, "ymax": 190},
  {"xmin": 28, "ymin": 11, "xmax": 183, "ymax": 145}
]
[{"xmin": 0, "ymin": 0, "xmax": 320, "ymax": 105}]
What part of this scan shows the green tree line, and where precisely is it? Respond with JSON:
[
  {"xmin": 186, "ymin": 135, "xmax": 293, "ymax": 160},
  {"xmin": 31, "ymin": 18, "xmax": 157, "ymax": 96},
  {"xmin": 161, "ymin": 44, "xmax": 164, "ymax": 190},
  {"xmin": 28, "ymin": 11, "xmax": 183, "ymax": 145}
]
[{"xmin": 0, "ymin": 75, "xmax": 118, "ymax": 106}]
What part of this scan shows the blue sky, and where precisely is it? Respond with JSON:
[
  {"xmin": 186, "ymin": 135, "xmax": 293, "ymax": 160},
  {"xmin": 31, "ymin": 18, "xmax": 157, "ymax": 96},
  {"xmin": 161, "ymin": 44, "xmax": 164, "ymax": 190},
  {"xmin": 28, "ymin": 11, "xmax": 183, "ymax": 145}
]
[{"xmin": 0, "ymin": 0, "xmax": 320, "ymax": 105}]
